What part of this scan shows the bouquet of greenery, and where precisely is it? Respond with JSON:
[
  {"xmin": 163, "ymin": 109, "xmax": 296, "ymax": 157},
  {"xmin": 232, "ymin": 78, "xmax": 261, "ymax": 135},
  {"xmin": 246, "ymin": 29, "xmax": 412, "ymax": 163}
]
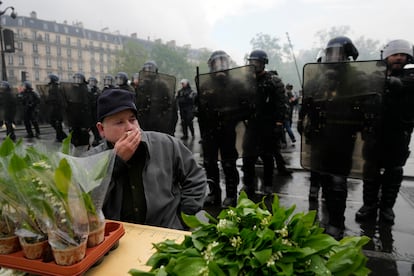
[{"xmin": 129, "ymin": 192, "xmax": 370, "ymax": 276}]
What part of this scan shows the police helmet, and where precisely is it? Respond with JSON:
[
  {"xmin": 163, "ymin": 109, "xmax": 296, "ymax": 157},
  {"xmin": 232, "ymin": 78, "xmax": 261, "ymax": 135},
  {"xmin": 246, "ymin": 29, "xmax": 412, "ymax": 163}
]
[
  {"xmin": 382, "ymin": 39, "xmax": 413, "ymax": 61},
  {"xmin": 103, "ymin": 74, "xmax": 114, "ymax": 86},
  {"xmin": 286, "ymin": 83, "xmax": 293, "ymax": 90},
  {"xmin": 0, "ymin": 81, "xmax": 10, "ymax": 91},
  {"xmin": 73, "ymin": 72, "xmax": 86, "ymax": 84},
  {"xmin": 142, "ymin": 61, "xmax": 158, "ymax": 73},
  {"xmin": 115, "ymin": 72, "xmax": 129, "ymax": 86},
  {"xmin": 180, "ymin": 79, "xmax": 189, "ymax": 85},
  {"xmin": 248, "ymin": 50, "xmax": 269, "ymax": 64},
  {"xmin": 23, "ymin": 81, "xmax": 33, "ymax": 90},
  {"xmin": 88, "ymin": 77, "xmax": 98, "ymax": 86},
  {"xmin": 48, "ymin": 74, "xmax": 59, "ymax": 84},
  {"xmin": 325, "ymin": 36, "xmax": 359, "ymax": 62},
  {"xmin": 208, "ymin": 50, "xmax": 230, "ymax": 73}
]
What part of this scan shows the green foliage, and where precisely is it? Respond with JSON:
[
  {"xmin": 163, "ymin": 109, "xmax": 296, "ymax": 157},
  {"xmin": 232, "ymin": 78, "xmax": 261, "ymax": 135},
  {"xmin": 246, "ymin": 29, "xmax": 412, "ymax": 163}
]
[{"xmin": 129, "ymin": 192, "xmax": 371, "ymax": 276}]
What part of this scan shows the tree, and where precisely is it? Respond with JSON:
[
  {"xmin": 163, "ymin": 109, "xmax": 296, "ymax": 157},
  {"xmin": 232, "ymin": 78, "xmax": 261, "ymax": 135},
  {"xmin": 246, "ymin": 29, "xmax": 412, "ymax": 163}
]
[{"xmin": 113, "ymin": 40, "xmax": 149, "ymax": 78}]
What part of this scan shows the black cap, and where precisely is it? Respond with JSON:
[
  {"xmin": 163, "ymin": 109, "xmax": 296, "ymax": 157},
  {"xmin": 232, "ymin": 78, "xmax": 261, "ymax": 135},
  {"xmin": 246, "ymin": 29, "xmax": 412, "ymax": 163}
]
[{"xmin": 97, "ymin": 89, "xmax": 137, "ymax": 121}]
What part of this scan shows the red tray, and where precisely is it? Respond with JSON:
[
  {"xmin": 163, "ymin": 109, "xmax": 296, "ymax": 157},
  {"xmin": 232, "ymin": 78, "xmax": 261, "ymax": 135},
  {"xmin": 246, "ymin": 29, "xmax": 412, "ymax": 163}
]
[{"xmin": 0, "ymin": 221, "xmax": 125, "ymax": 276}]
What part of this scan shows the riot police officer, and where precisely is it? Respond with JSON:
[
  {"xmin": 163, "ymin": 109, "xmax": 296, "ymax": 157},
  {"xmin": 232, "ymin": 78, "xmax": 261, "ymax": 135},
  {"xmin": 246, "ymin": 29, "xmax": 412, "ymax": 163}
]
[
  {"xmin": 46, "ymin": 74, "xmax": 67, "ymax": 142},
  {"xmin": 88, "ymin": 77, "xmax": 101, "ymax": 146},
  {"xmin": 301, "ymin": 36, "xmax": 361, "ymax": 239},
  {"xmin": 64, "ymin": 73, "xmax": 92, "ymax": 149},
  {"xmin": 115, "ymin": 72, "xmax": 135, "ymax": 93},
  {"xmin": 19, "ymin": 81, "xmax": 41, "ymax": 139},
  {"xmin": 137, "ymin": 61, "xmax": 177, "ymax": 135},
  {"xmin": 197, "ymin": 50, "xmax": 242, "ymax": 208},
  {"xmin": 242, "ymin": 50, "xmax": 287, "ymax": 196},
  {"xmin": 0, "ymin": 81, "xmax": 16, "ymax": 141},
  {"xmin": 176, "ymin": 79, "xmax": 196, "ymax": 139},
  {"xmin": 102, "ymin": 74, "xmax": 115, "ymax": 91},
  {"xmin": 356, "ymin": 39, "xmax": 414, "ymax": 225}
]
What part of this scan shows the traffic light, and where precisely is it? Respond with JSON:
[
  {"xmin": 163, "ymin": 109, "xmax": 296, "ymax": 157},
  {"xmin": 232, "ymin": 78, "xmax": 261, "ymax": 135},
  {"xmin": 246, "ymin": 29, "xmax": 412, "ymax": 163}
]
[{"xmin": 2, "ymin": 29, "xmax": 15, "ymax": 53}]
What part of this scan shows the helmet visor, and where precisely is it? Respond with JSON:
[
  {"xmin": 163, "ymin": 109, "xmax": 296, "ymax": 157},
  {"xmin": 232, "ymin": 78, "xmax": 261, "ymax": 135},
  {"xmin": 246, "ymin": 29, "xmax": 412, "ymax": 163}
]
[
  {"xmin": 210, "ymin": 57, "xmax": 229, "ymax": 72},
  {"xmin": 73, "ymin": 75, "xmax": 84, "ymax": 84},
  {"xmin": 325, "ymin": 47, "xmax": 346, "ymax": 62}
]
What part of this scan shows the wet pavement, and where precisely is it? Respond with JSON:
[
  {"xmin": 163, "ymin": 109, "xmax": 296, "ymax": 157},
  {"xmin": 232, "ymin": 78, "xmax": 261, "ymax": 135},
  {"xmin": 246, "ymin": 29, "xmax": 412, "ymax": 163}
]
[{"xmin": 3, "ymin": 118, "xmax": 414, "ymax": 275}]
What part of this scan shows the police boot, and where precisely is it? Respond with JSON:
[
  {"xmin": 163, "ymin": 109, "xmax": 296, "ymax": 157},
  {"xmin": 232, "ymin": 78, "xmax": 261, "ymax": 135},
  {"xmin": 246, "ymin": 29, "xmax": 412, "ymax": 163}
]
[
  {"xmin": 189, "ymin": 124, "xmax": 195, "ymax": 137},
  {"xmin": 222, "ymin": 161, "xmax": 239, "ymax": 208},
  {"xmin": 378, "ymin": 167, "xmax": 403, "ymax": 225},
  {"xmin": 204, "ymin": 179, "xmax": 221, "ymax": 206},
  {"xmin": 33, "ymin": 122, "xmax": 41, "ymax": 138},
  {"xmin": 355, "ymin": 179, "xmax": 380, "ymax": 222}
]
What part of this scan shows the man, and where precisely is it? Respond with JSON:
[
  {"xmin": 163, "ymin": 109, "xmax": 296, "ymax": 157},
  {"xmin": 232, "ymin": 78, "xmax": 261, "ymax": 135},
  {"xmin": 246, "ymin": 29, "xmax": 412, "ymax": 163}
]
[
  {"xmin": 356, "ymin": 39, "xmax": 414, "ymax": 225},
  {"xmin": 18, "ymin": 81, "xmax": 41, "ymax": 139},
  {"xmin": 85, "ymin": 89, "xmax": 207, "ymax": 230},
  {"xmin": 0, "ymin": 81, "xmax": 17, "ymax": 141},
  {"xmin": 176, "ymin": 79, "xmax": 196, "ymax": 140},
  {"xmin": 242, "ymin": 49, "xmax": 287, "ymax": 196},
  {"xmin": 88, "ymin": 77, "xmax": 101, "ymax": 146},
  {"xmin": 300, "ymin": 36, "xmax": 364, "ymax": 239},
  {"xmin": 196, "ymin": 50, "xmax": 243, "ymax": 208},
  {"xmin": 46, "ymin": 74, "xmax": 67, "ymax": 142},
  {"xmin": 136, "ymin": 61, "xmax": 176, "ymax": 136}
]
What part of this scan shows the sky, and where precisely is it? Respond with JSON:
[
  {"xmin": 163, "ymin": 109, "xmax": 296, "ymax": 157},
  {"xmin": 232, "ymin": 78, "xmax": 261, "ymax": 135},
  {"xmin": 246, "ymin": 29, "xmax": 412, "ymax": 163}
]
[{"xmin": 6, "ymin": 0, "xmax": 414, "ymax": 65}]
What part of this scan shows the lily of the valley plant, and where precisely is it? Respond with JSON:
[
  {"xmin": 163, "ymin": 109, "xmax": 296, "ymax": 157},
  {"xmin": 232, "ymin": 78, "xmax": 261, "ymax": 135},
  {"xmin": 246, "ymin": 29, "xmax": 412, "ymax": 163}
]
[
  {"xmin": 0, "ymin": 136, "xmax": 114, "ymax": 248},
  {"xmin": 129, "ymin": 192, "xmax": 370, "ymax": 276}
]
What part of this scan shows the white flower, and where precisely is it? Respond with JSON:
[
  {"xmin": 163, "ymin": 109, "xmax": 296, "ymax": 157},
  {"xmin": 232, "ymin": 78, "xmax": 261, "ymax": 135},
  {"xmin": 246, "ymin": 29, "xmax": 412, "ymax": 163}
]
[{"xmin": 230, "ymin": 236, "xmax": 242, "ymax": 248}]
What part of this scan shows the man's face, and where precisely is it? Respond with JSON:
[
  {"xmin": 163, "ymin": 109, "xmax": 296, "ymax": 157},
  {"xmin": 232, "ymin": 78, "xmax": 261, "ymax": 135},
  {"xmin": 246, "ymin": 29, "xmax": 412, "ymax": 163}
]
[
  {"xmin": 97, "ymin": 109, "xmax": 140, "ymax": 144},
  {"xmin": 248, "ymin": 59, "xmax": 264, "ymax": 73},
  {"xmin": 387, "ymin": 53, "xmax": 408, "ymax": 72}
]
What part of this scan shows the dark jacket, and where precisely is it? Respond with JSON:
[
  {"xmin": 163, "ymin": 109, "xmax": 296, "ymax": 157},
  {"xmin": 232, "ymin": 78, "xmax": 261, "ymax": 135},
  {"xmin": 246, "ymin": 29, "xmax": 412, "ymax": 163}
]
[{"xmin": 84, "ymin": 131, "xmax": 207, "ymax": 229}]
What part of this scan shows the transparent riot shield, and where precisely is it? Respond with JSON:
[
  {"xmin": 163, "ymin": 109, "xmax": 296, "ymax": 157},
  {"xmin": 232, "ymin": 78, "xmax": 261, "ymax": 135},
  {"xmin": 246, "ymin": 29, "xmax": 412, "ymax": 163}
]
[
  {"xmin": 195, "ymin": 65, "xmax": 256, "ymax": 157},
  {"xmin": 300, "ymin": 60, "xmax": 386, "ymax": 179},
  {"xmin": 35, "ymin": 84, "xmax": 50, "ymax": 123},
  {"xmin": 60, "ymin": 82, "xmax": 92, "ymax": 128},
  {"xmin": 137, "ymin": 71, "xmax": 176, "ymax": 135}
]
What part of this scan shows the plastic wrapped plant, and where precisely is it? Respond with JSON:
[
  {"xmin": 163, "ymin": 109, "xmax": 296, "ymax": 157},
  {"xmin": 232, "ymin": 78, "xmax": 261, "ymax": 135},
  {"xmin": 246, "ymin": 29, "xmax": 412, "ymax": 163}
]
[{"xmin": 129, "ymin": 192, "xmax": 371, "ymax": 276}]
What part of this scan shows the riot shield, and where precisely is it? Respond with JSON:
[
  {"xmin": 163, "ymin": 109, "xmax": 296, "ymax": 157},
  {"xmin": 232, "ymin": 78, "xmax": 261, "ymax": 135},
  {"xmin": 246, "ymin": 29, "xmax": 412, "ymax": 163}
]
[
  {"xmin": 35, "ymin": 84, "xmax": 50, "ymax": 123},
  {"xmin": 60, "ymin": 82, "xmax": 92, "ymax": 128},
  {"xmin": 137, "ymin": 71, "xmax": 176, "ymax": 135},
  {"xmin": 195, "ymin": 65, "xmax": 256, "ymax": 126},
  {"xmin": 300, "ymin": 60, "xmax": 386, "ymax": 179},
  {"xmin": 195, "ymin": 65, "xmax": 256, "ymax": 157}
]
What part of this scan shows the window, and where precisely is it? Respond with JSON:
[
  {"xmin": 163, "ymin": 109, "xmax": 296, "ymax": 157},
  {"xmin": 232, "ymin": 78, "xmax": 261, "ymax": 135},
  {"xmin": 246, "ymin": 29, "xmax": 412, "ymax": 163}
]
[
  {"xmin": 32, "ymin": 43, "xmax": 38, "ymax": 53},
  {"xmin": 46, "ymin": 57, "xmax": 52, "ymax": 67},
  {"xmin": 67, "ymin": 60, "xmax": 72, "ymax": 70},
  {"xmin": 57, "ymin": 59, "xmax": 62, "ymax": 69},
  {"xmin": 17, "ymin": 42, "xmax": 23, "ymax": 50},
  {"xmin": 35, "ymin": 70, "xmax": 40, "ymax": 81},
  {"xmin": 8, "ymin": 69, "xmax": 14, "ymax": 78},
  {"xmin": 18, "ymin": 56, "xmax": 24, "ymax": 65},
  {"xmin": 77, "ymin": 39, "xmax": 81, "ymax": 47},
  {"xmin": 78, "ymin": 61, "xmax": 83, "ymax": 71},
  {"xmin": 77, "ymin": 49, "xmax": 82, "ymax": 58},
  {"xmin": 33, "ymin": 56, "xmax": 40, "ymax": 66},
  {"xmin": 66, "ymin": 37, "xmax": 71, "ymax": 45},
  {"xmin": 56, "ymin": 35, "xmax": 61, "ymax": 44},
  {"xmin": 7, "ymin": 55, "xmax": 13, "ymax": 65},
  {"xmin": 45, "ymin": 45, "xmax": 51, "ymax": 54},
  {"xmin": 67, "ymin": 48, "xmax": 71, "ymax": 57},
  {"xmin": 43, "ymin": 22, "xmax": 49, "ymax": 30},
  {"xmin": 57, "ymin": 46, "xmax": 61, "ymax": 56},
  {"xmin": 45, "ymin": 33, "xmax": 50, "ymax": 42}
]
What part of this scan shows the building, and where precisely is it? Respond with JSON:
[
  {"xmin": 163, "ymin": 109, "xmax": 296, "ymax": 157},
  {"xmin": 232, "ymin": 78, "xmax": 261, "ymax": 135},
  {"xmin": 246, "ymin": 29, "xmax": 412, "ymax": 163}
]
[{"xmin": 1, "ymin": 11, "xmax": 133, "ymax": 87}]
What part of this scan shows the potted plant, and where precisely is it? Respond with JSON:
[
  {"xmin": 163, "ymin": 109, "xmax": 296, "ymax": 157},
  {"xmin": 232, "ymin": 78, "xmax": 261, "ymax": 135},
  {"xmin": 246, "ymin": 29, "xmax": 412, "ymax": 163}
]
[
  {"xmin": 0, "ymin": 136, "xmax": 115, "ymax": 265},
  {"xmin": 0, "ymin": 138, "xmax": 48, "ymax": 259},
  {"xmin": 129, "ymin": 192, "xmax": 371, "ymax": 276}
]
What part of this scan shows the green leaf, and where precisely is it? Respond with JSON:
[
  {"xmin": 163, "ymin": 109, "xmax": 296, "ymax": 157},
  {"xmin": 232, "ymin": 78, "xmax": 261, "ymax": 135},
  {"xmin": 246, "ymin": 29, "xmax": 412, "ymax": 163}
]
[
  {"xmin": 54, "ymin": 159, "xmax": 72, "ymax": 197},
  {"xmin": 171, "ymin": 257, "xmax": 206, "ymax": 276},
  {"xmin": 252, "ymin": 249, "xmax": 272, "ymax": 265},
  {"xmin": 181, "ymin": 213, "xmax": 203, "ymax": 229}
]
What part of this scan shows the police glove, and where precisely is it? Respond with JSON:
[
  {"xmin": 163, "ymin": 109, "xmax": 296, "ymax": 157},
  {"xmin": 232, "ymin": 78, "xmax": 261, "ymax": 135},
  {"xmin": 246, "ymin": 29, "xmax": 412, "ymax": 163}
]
[{"xmin": 273, "ymin": 122, "xmax": 284, "ymax": 138}]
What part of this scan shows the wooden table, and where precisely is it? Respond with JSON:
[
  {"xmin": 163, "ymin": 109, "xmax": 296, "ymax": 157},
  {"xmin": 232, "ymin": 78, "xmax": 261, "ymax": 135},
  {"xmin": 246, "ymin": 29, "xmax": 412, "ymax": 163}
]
[{"xmin": 86, "ymin": 222, "xmax": 189, "ymax": 275}]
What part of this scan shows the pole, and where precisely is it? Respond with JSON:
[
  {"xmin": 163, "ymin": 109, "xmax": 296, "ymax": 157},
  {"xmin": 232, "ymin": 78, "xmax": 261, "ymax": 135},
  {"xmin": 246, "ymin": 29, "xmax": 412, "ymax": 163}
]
[
  {"xmin": 0, "ymin": 25, "xmax": 7, "ymax": 81},
  {"xmin": 286, "ymin": 32, "xmax": 302, "ymax": 86}
]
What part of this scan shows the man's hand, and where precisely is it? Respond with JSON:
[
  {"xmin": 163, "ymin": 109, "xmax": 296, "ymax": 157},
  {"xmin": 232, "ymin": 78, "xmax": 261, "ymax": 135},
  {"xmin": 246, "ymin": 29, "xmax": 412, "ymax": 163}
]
[{"xmin": 114, "ymin": 129, "xmax": 142, "ymax": 161}]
